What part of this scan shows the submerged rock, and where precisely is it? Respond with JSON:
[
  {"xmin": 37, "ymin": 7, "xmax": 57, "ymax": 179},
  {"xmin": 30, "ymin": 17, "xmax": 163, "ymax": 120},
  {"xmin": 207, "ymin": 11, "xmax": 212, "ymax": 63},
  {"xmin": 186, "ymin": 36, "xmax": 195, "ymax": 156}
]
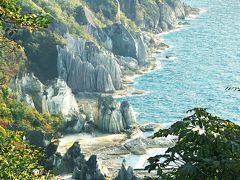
[{"xmin": 140, "ymin": 123, "xmax": 161, "ymax": 132}]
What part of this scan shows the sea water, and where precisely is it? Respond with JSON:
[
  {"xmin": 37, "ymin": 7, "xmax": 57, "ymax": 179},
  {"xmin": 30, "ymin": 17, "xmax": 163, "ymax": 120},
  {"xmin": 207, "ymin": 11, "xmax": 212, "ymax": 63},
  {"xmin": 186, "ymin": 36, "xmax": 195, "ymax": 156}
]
[{"xmin": 119, "ymin": 0, "xmax": 240, "ymax": 125}]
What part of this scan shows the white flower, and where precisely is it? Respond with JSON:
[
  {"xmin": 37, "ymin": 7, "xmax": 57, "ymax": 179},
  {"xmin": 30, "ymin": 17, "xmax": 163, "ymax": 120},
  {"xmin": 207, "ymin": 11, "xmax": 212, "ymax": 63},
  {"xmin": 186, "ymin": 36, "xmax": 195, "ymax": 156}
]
[
  {"xmin": 32, "ymin": 169, "xmax": 40, "ymax": 176},
  {"xmin": 192, "ymin": 125, "xmax": 205, "ymax": 135}
]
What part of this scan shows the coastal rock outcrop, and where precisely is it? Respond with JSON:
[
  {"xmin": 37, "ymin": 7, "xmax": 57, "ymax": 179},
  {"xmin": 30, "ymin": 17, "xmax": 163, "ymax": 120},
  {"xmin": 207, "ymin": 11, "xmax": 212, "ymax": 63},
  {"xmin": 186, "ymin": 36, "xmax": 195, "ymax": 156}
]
[
  {"xmin": 10, "ymin": 74, "xmax": 85, "ymax": 130},
  {"xmin": 98, "ymin": 96, "xmax": 136, "ymax": 133},
  {"xmin": 115, "ymin": 160, "xmax": 140, "ymax": 180},
  {"xmin": 57, "ymin": 34, "xmax": 122, "ymax": 93},
  {"xmin": 51, "ymin": 142, "xmax": 86, "ymax": 174},
  {"xmin": 104, "ymin": 23, "xmax": 138, "ymax": 60},
  {"xmin": 104, "ymin": 23, "xmax": 147, "ymax": 65},
  {"xmin": 48, "ymin": 141, "xmax": 108, "ymax": 179},
  {"xmin": 118, "ymin": 0, "xmax": 200, "ymax": 32},
  {"xmin": 123, "ymin": 136, "xmax": 177, "ymax": 155},
  {"xmin": 120, "ymin": 101, "xmax": 136, "ymax": 129},
  {"xmin": 26, "ymin": 130, "xmax": 52, "ymax": 148},
  {"xmin": 45, "ymin": 79, "xmax": 79, "ymax": 117},
  {"xmin": 10, "ymin": 73, "xmax": 44, "ymax": 112},
  {"xmin": 72, "ymin": 155, "xmax": 108, "ymax": 180}
]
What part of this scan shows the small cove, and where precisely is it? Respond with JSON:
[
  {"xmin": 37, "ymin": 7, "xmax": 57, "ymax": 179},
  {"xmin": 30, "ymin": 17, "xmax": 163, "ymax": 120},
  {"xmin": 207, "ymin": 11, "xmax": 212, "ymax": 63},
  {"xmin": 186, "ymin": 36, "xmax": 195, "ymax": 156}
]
[{"xmin": 120, "ymin": 0, "xmax": 240, "ymax": 125}]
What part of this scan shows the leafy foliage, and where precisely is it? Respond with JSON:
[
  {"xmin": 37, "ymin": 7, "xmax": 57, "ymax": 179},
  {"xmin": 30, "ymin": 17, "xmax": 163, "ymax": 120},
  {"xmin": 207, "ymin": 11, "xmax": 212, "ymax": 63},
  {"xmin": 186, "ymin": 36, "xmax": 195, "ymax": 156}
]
[
  {"xmin": 0, "ymin": 0, "xmax": 51, "ymax": 36},
  {"xmin": 146, "ymin": 108, "xmax": 240, "ymax": 179},
  {"xmin": 0, "ymin": 130, "xmax": 46, "ymax": 179},
  {"xmin": 0, "ymin": 34, "xmax": 26, "ymax": 84},
  {"xmin": 0, "ymin": 85, "xmax": 62, "ymax": 133}
]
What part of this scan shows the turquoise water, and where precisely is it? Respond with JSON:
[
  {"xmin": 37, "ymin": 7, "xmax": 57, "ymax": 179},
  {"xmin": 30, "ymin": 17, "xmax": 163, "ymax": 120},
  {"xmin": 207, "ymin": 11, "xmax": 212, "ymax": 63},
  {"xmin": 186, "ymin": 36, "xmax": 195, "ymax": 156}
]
[{"xmin": 120, "ymin": 0, "xmax": 240, "ymax": 125}]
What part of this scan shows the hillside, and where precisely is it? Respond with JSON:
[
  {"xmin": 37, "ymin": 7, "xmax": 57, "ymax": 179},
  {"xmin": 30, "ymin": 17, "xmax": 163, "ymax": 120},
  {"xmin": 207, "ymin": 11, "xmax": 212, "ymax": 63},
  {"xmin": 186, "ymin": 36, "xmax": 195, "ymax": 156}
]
[
  {"xmin": 9, "ymin": 0, "xmax": 200, "ymax": 134},
  {"xmin": 0, "ymin": 0, "xmax": 200, "ymax": 179}
]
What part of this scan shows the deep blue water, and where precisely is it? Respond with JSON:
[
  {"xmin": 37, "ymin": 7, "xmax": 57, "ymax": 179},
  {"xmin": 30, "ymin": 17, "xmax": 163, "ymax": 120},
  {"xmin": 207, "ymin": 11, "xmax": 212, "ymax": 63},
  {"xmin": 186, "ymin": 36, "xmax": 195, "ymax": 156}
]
[{"xmin": 120, "ymin": 0, "xmax": 240, "ymax": 125}]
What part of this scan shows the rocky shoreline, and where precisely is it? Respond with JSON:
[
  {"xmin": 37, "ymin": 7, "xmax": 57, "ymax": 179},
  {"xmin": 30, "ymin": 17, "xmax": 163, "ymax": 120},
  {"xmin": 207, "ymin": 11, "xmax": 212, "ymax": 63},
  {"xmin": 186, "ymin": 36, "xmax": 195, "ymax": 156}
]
[
  {"xmin": 55, "ymin": 123, "xmax": 177, "ymax": 179},
  {"xmin": 8, "ymin": 0, "xmax": 201, "ymax": 179},
  {"xmin": 54, "ymin": 27, "xmax": 183, "ymax": 179}
]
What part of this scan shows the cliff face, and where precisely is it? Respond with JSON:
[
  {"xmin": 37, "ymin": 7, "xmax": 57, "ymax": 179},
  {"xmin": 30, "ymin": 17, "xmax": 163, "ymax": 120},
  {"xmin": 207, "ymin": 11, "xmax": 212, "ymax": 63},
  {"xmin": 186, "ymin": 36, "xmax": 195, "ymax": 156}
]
[
  {"xmin": 119, "ymin": 0, "xmax": 200, "ymax": 32},
  {"xmin": 11, "ymin": 0, "xmax": 199, "ymax": 133},
  {"xmin": 57, "ymin": 34, "xmax": 122, "ymax": 93}
]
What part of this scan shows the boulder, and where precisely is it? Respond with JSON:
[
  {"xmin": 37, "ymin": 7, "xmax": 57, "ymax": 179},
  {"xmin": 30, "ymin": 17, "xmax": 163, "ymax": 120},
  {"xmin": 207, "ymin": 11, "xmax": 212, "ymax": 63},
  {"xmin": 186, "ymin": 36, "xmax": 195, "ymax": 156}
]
[
  {"xmin": 123, "ymin": 137, "xmax": 177, "ymax": 155},
  {"xmin": 83, "ymin": 120, "xmax": 95, "ymax": 133},
  {"xmin": 124, "ymin": 138, "xmax": 147, "ymax": 155}
]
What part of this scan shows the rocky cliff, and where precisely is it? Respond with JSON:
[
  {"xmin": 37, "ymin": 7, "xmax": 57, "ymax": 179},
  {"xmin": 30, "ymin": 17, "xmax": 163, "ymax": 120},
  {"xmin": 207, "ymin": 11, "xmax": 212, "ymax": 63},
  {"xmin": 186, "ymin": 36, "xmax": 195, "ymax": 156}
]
[
  {"xmin": 11, "ymin": 0, "xmax": 199, "ymax": 134},
  {"xmin": 119, "ymin": 0, "xmax": 200, "ymax": 32},
  {"xmin": 47, "ymin": 141, "xmax": 109, "ymax": 179},
  {"xmin": 98, "ymin": 96, "xmax": 136, "ymax": 133}
]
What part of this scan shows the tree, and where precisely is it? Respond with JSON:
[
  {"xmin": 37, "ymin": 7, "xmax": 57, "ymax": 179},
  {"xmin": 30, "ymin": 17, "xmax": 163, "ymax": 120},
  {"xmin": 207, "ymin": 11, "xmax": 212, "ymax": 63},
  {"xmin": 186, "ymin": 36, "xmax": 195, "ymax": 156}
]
[
  {"xmin": 0, "ymin": 130, "xmax": 47, "ymax": 179},
  {"xmin": 146, "ymin": 108, "xmax": 240, "ymax": 180},
  {"xmin": 0, "ymin": 0, "xmax": 51, "ymax": 84},
  {"xmin": 0, "ymin": 0, "xmax": 51, "ymax": 36}
]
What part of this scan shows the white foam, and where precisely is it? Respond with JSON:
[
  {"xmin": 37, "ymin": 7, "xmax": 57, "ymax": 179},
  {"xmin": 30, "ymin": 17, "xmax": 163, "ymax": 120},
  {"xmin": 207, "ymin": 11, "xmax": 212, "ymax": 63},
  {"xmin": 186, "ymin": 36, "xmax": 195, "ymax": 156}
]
[{"xmin": 186, "ymin": 8, "xmax": 206, "ymax": 20}]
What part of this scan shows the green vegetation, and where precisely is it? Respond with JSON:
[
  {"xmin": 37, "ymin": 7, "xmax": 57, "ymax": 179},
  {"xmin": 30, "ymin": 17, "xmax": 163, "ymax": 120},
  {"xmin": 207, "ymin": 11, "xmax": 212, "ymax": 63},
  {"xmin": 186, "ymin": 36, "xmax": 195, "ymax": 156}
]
[
  {"xmin": 146, "ymin": 108, "xmax": 240, "ymax": 179},
  {"xmin": 0, "ymin": 0, "xmax": 51, "ymax": 36},
  {"xmin": 0, "ymin": 85, "xmax": 62, "ymax": 134},
  {"xmin": 0, "ymin": 130, "xmax": 47, "ymax": 179},
  {"xmin": 0, "ymin": 34, "xmax": 26, "ymax": 83},
  {"xmin": 120, "ymin": 12, "xmax": 140, "ymax": 33},
  {"xmin": 0, "ymin": 1, "xmax": 61, "ymax": 178}
]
